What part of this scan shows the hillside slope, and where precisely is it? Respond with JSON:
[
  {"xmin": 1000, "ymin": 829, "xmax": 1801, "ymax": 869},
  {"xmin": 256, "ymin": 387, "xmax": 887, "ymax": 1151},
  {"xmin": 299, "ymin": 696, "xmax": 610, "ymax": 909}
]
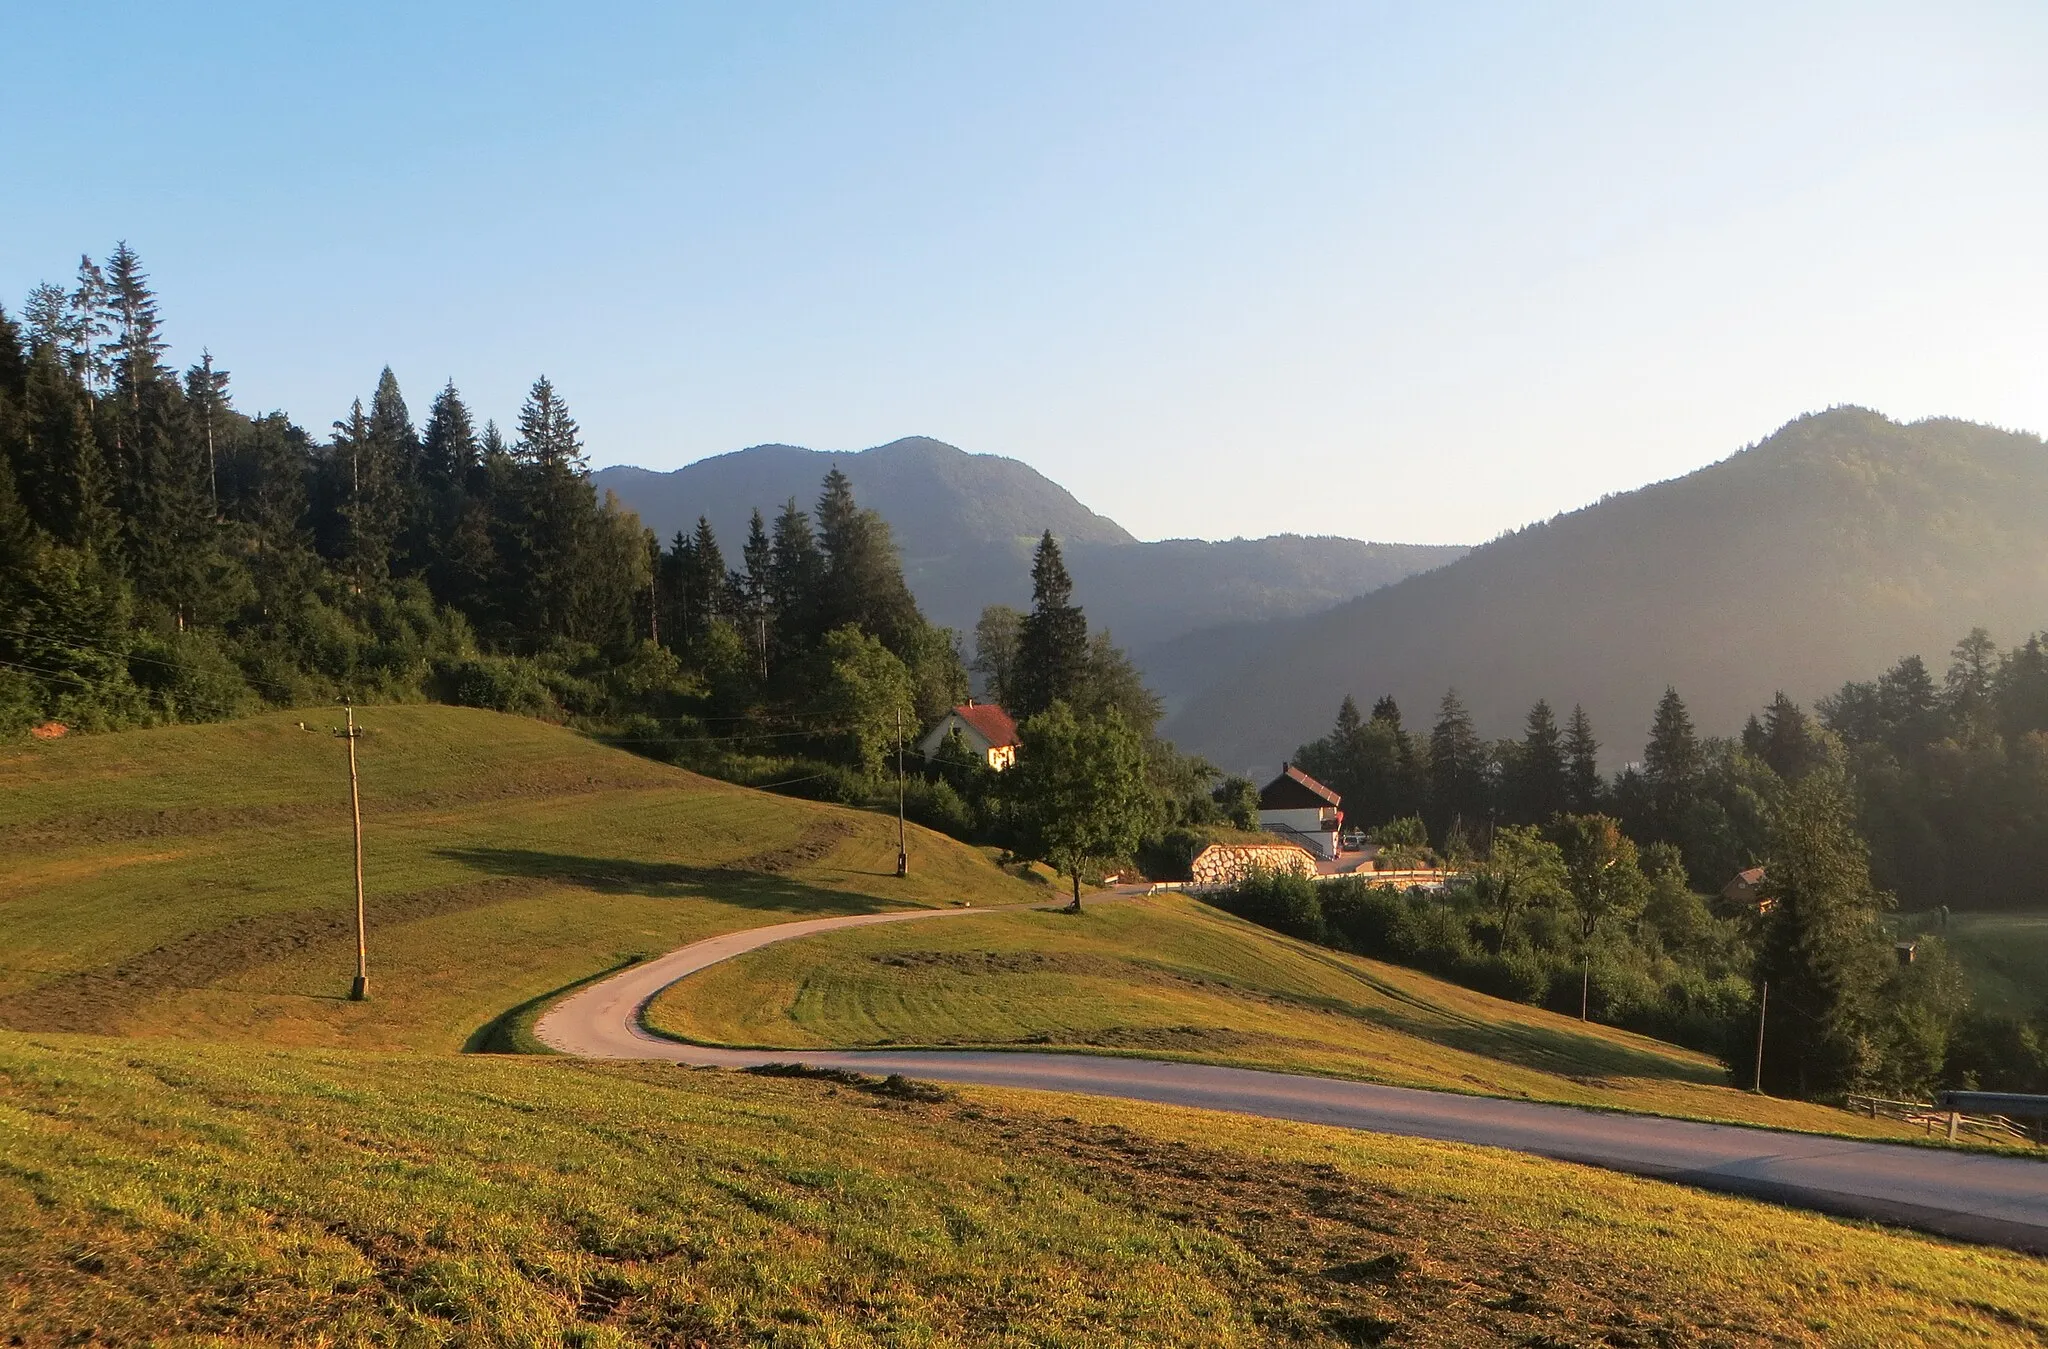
[
  {"xmin": 13, "ymin": 1037, "xmax": 2044, "ymax": 1346},
  {"xmin": 1170, "ymin": 409, "xmax": 2048, "ymax": 771},
  {"xmin": 647, "ymin": 895, "xmax": 1922, "ymax": 1139},
  {"xmin": 595, "ymin": 436, "xmax": 1463, "ymax": 651},
  {"xmin": 0, "ymin": 706, "xmax": 1038, "ymax": 1050}
]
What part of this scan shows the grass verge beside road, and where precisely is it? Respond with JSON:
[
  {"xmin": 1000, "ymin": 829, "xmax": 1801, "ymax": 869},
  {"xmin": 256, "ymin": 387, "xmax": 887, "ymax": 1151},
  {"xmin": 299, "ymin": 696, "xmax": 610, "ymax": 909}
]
[
  {"xmin": 4, "ymin": 1031, "xmax": 2045, "ymax": 1347},
  {"xmin": 649, "ymin": 895, "xmax": 1935, "ymax": 1140}
]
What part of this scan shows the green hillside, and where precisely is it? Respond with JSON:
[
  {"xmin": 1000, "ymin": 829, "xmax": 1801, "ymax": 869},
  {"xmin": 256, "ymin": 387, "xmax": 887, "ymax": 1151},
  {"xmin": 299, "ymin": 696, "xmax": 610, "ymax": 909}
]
[
  {"xmin": 647, "ymin": 895, "xmax": 1925, "ymax": 1140},
  {"xmin": 7, "ymin": 1033, "xmax": 2045, "ymax": 1347},
  {"xmin": 1171, "ymin": 409, "xmax": 2048, "ymax": 771},
  {"xmin": 0, "ymin": 705, "xmax": 1037, "ymax": 1051}
]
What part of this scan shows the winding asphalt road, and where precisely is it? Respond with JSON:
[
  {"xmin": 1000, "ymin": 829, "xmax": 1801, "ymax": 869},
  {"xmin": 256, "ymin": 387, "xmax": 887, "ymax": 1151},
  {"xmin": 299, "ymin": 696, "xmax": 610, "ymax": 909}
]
[{"xmin": 534, "ymin": 903, "xmax": 2048, "ymax": 1253}]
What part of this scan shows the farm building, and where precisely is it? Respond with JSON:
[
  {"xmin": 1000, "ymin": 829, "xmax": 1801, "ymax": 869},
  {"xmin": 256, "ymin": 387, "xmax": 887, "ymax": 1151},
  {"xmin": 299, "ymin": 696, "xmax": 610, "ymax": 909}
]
[
  {"xmin": 917, "ymin": 701, "xmax": 1022, "ymax": 772},
  {"xmin": 1258, "ymin": 763, "xmax": 1344, "ymax": 860}
]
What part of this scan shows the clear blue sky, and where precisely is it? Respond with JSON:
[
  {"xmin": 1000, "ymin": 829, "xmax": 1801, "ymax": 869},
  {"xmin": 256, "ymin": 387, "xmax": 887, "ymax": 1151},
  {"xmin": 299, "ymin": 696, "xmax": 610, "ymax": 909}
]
[{"xmin": 5, "ymin": 3, "xmax": 2043, "ymax": 545}]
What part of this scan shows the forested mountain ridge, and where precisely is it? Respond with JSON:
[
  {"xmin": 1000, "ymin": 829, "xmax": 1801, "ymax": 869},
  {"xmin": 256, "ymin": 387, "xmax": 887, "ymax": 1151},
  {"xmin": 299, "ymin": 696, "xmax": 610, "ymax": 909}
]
[
  {"xmin": 597, "ymin": 442, "xmax": 1464, "ymax": 649},
  {"xmin": 595, "ymin": 436, "xmax": 1134, "ymax": 559},
  {"xmin": 1169, "ymin": 408, "xmax": 2048, "ymax": 772}
]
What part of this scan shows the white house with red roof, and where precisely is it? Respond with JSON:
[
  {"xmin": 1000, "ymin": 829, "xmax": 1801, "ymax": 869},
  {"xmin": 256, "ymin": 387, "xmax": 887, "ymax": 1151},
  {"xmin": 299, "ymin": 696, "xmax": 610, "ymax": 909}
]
[
  {"xmin": 917, "ymin": 701, "xmax": 1022, "ymax": 771},
  {"xmin": 1258, "ymin": 763, "xmax": 1344, "ymax": 860}
]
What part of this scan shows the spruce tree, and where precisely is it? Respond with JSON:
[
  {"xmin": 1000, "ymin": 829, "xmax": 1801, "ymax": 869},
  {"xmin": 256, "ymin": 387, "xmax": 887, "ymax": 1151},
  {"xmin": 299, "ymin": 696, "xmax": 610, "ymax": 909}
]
[
  {"xmin": 1515, "ymin": 698, "xmax": 1567, "ymax": 822},
  {"xmin": 1760, "ymin": 691, "xmax": 1821, "ymax": 781},
  {"xmin": 183, "ymin": 352, "xmax": 231, "ymax": 517},
  {"xmin": 1427, "ymin": 688, "xmax": 1487, "ymax": 835},
  {"xmin": 1563, "ymin": 704, "xmax": 1602, "ymax": 812},
  {"xmin": 814, "ymin": 468, "xmax": 922, "ymax": 653},
  {"xmin": 510, "ymin": 375, "xmax": 596, "ymax": 641},
  {"xmin": 333, "ymin": 399, "xmax": 401, "ymax": 592},
  {"xmin": 1642, "ymin": 687, "xmax": 1700, "ymax": 838},
  {"xmin": 739, "ymin": 508, "xmax": 773, "ymax": 673},
  {"xmin": 21, "ymin": 346, "xmax": 116, "ymax": 552},
  {"xmin": 1012, "ymin": 530, "xmax": 1088, "ymax": 718},
  {"xmin": 1754, "ymin": 770, "xmax": 1892, "ymax": 1097},
  {"xmin": 769, "ymin": 497, "xmax": 823, "ymax": 655}
]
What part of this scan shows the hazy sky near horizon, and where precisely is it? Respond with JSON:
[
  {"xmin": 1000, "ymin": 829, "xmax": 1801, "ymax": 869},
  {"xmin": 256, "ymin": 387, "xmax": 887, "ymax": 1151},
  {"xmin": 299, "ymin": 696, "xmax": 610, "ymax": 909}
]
[{"xmin": 5, "ymin": 3, "xmax": 2044, "ymax": 546}]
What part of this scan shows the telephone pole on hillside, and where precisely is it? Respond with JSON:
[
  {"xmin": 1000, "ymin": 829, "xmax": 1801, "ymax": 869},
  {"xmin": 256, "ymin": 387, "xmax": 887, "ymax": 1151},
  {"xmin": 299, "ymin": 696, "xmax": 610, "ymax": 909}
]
[
  {"xmin": 337, "ymin": 701, "xmax": 369, "ymax": 1001},
  {"xmin": 895, "ymin": 705, "xmax": 909, "ymax": 877},
  {"xmin": 1752, "ymin": 980, "xmax": 1769, "ymax": 1093}
]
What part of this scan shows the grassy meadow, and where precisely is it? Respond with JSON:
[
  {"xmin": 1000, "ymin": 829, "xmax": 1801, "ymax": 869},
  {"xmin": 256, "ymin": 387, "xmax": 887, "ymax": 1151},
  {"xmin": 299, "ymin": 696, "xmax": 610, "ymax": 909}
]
[
  {"xmin": 0, "ymin": 705, "xmax": 1041, "ymax": 1052},
  {"xmin": 649, "ymin": 895, "xmax": 1938, "ymax": 1140},
  {"xmin": 8, "ymin": 710, "xmax": 2048, "ymax": 1344},
  {"xmin": 6, "ymin": 1030, "xmax": 2047, "ymax": 1348},
  {"xmin": 1898, "ymin": 911, "xmax": 2048, "ymax": 1016}
]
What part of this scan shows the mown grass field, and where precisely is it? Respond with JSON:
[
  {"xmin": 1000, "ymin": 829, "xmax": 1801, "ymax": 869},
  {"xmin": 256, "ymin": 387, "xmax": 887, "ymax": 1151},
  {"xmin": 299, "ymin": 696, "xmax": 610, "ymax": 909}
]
[
  {"xmin": 5, "ymin": 1031, "xmax": 2046, "ymax": 1348},
  {"xmin": 0, "ymin": 706, "xmax": 1040, "ymax": 1052},
  {"xmin": 648, "ymin": 896, "xmax": 1936, "ymax": 1140},
  {"xmin": 1899, "ymin": 911, "xmax": 2048, "ymax": 1016}
]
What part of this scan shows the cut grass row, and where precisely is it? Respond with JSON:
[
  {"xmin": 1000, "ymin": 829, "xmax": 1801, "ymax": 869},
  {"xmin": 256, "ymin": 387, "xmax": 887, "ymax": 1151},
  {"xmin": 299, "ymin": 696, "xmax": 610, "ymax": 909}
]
[
  {"xmin": 648, "ymin": 896, "xmax": 1938, "ymax": 1140},
  {"xmin": 0, "ymin": 705, "xmax": 1041, "ymax": 1052},
  {"xmin": 4, "ymin": 1031, "xmax": 2045, "ymax": 1347}
]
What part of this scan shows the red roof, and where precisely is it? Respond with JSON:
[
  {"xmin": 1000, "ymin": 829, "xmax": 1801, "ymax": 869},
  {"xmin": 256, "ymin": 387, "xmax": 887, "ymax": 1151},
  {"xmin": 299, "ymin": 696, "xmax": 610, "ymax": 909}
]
[
  {"xmin": 1260, "ymin": 763, "xmax": 1342, "ymax": 809},
  {"xmin": 952, "ymin": 702, "xmax": 1020, "ymax": 748}
]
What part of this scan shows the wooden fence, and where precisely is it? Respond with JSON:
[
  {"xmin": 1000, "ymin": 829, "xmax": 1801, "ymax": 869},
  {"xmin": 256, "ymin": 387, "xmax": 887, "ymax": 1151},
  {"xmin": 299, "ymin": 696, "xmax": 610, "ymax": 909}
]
[{"xmin": 1845, "ymin": 1093, "xmax": 2045, "ymax": 1146}]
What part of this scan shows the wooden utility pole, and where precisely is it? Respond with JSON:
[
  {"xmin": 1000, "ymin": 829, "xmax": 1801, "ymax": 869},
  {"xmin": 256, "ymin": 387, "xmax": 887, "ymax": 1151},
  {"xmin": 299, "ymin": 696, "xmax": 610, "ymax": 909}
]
[
  {"xmin": 1752, "ymin": 980, "xmax": 1769, "ymax": 1093},
  {"xmin": 895, "ymin": 705, "xmax": 908, "ymax": 877},
  {"xmin": 337, "ymin": 702, "xmax": 369, "ymax": 1001}
]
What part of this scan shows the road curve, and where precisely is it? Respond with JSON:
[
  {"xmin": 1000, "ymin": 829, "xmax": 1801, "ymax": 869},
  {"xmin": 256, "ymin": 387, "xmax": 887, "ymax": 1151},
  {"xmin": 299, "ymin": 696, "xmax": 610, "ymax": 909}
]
[{"xmin": 534, "ymin": 904, "xmax": 2048, "ymax": 1253}]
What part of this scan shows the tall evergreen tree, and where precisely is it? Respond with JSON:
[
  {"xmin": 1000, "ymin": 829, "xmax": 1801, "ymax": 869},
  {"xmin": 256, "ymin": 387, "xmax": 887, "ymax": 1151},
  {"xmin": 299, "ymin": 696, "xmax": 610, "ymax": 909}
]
[
  {"xmin": 769, "ymin": 496, "xmax": 823, "ymax": 656},
  {"xmin": 737, "ymin": 507, "xmax": 773, "ymax": 675},
  {"xmin": 417, "ymin": 382, "xmax": 492, "ymax": 612},
  {"xmin": 333, "ymin": 399, "xmax": 401, "ymax": 592},
  {"xmin": 509, "ymin": 375, "xmax": 595, "ymax": 641},
  {"xmin": 1759, "ymin": 691, "xmax": 1822, "ymax": 781},
  {"xmin": 1563, "ymin": 704, "xmax": 1602, "ymax": 812},
  {"xmin": 1754, "ymin": 770, "xmax": 1892, "ymax": 1097},
  {"xmin": 813, "ymin": 468, "xmax": 921, "ymax": 652},
  {"xmin": 1642, "ymin": 687, "xmax": 1700, "ymax": 838},
  {"xmin": 1514, "ymin": 698, "xmax": 1568, "ymax": 822},
  {"xmin": 19, "ymin": 345, "xmax": 115, "ymax": 552},
  {"xmin": 1427, "ymin": 687, "xmax": 1487, "ymax": 834},
  {"xmin": 1012, "ymin": 530, "xmax": 1089, "ymax": 718},
  {"xmin": 183, "ymin": 352, "xmax": 230, "ymax": 518}
]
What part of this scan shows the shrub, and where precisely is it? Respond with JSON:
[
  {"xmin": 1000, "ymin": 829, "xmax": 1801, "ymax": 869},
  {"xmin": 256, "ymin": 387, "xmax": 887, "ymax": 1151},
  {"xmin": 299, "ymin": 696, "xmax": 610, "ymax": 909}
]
[
  {"xmin": 902, "ymin": 777, "xmax": 975, "ymax": 840},
  {"xmin": 437, "ymin": 656, "xmax": 560, "ymax": 720},
  {"xmin": 1216, "ymin": 871, "xmax": 1325, "ymax": 942}
]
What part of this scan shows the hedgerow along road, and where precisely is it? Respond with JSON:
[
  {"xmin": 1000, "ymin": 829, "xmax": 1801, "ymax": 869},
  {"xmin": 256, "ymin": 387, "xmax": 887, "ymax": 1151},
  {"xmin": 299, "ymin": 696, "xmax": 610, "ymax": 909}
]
[{"xmin": 534, "ymin": 902, "xmax": 2048, "ymax": 1253}]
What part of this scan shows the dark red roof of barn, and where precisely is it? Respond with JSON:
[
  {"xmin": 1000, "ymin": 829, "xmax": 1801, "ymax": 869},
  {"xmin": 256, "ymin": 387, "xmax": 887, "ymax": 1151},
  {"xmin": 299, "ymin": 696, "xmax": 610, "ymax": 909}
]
[
  {"xmin": 953, "ymin": 702, "xmax": 1020, "ymax": 748},
  {"xmin": 1259, "ymin": 763, "xmax": 1341, "ymax": 810}
]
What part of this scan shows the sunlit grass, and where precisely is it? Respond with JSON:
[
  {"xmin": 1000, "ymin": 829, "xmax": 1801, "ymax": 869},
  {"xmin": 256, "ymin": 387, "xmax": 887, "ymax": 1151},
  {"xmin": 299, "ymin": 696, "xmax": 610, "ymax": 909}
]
[
  {"xmin": 650, "ymin": 895, "xmax": 1936, "ymax": 1139},
  {"xmin": 4, "ymin": 1032, "xmax": 2044, "ymax": 1347},
  {"xmin": 0, "ymin": 706, "xmax": 1039, "ymax": 1052}
]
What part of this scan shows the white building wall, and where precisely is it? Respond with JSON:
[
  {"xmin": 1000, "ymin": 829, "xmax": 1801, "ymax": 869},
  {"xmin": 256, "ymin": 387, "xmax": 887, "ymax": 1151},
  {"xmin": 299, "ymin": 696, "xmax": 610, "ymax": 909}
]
[{"xmin": 1260, "ymin": 806, "xmax": 1337, "ymax": 859}]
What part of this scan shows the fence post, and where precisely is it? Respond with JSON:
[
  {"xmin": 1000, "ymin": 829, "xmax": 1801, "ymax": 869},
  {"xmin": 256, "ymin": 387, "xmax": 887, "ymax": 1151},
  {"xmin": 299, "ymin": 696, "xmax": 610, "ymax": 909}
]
[{"xmin": 1947, "ymin": 1110, "xmax": 1960, "ymax": 1143}]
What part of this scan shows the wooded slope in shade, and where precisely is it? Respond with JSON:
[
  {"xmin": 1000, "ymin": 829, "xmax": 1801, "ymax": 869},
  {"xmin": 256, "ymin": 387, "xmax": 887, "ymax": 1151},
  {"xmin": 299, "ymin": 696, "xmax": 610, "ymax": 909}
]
[
  {"xmin": 1169, "ymin": 408, "xmax": 2048, "ymax": 772},
  {"xmin": 596, "ymin": 438, "xmax": 1463, "ymax": 650}
]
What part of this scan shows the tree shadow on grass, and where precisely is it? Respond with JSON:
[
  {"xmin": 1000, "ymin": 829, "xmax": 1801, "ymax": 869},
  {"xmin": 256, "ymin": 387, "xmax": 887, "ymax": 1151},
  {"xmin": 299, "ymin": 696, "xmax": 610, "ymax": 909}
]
[
  {"xmin": 432, "ymin": 846, "xmax": 901, "ymax": 916},
  {"xmin": 1337, "ymin": 999, "xmax": 1725, "ymax": 1085}
]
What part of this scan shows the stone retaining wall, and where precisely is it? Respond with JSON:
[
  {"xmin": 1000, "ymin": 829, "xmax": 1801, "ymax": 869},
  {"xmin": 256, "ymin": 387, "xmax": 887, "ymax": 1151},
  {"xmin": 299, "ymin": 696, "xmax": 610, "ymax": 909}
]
[{"xmin": 1189, "ymin": 842, "xmax": 1317, "ymax": 887}]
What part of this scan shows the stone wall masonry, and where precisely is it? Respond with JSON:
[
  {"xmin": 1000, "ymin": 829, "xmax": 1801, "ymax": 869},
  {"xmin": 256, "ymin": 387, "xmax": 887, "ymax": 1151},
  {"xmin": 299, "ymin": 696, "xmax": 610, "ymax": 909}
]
[{"xmin": 1189, "ymin": 842, "xmax": 1318, "ymax": 887}]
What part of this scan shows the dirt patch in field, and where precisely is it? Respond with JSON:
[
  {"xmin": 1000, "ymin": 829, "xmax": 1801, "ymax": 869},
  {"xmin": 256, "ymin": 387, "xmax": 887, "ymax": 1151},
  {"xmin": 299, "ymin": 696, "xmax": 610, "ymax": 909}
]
[
  {"xmin": 721, "ymin": 818, "xmax": 855, "ymax": 874},
  {"xmin": 0, "ymin": 876, "xmax": 552, "ymax": 1034},
  {"xmin": 868, "ymin": 949, "xmax": 1126, "ymax": 977},
  {"xmin": 970, "ymin": 1105, "xmax": 1836, "ymax": 1347}
]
